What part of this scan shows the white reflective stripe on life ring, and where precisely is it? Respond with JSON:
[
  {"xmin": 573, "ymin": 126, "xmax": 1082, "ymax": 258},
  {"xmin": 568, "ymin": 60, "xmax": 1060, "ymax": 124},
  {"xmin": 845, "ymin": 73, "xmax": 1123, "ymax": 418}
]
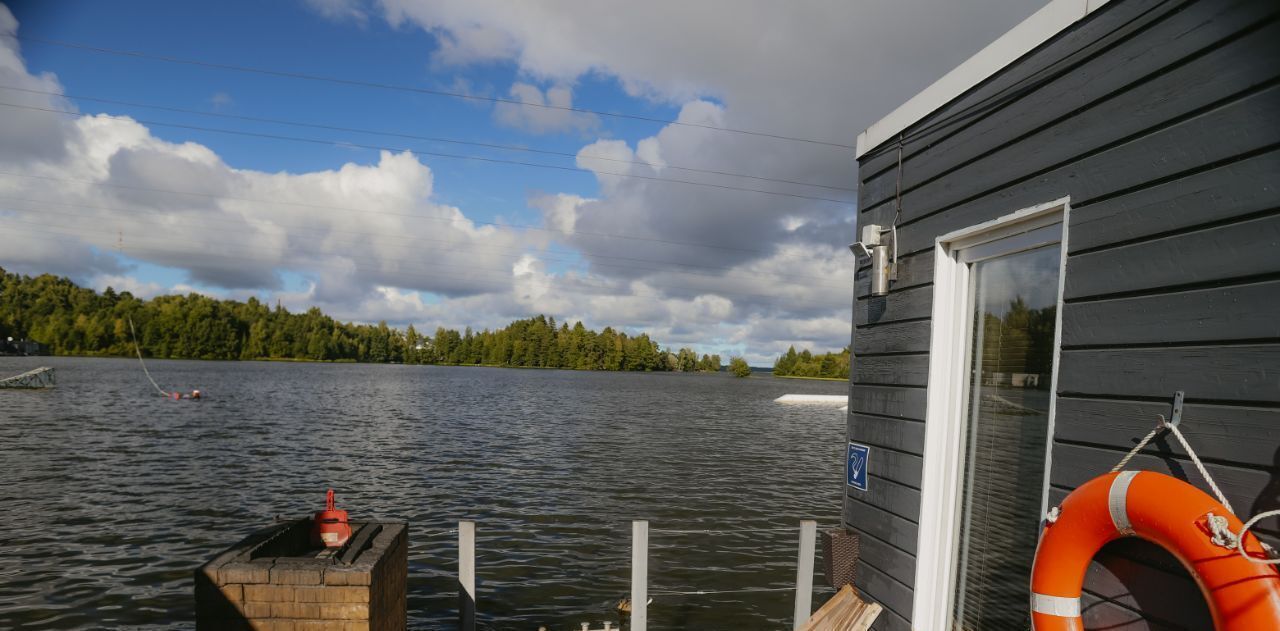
[
  {"xmin": 1108, "ymin": 470, "xmax": 1139, "ymax": 536},
  {"xmin": 1031, "ymin": 592, "xmax": 1081, "ymax": 617}
]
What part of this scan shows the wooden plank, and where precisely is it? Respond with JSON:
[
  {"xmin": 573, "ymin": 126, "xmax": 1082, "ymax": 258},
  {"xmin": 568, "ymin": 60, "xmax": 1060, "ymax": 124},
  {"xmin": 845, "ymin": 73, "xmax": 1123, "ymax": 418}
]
[
  {"xmin": 1054, "ymin": 396, "xmax": 1280, "ymax": 469},
  {"xmin": 848, "ymin": 385, "xmax": 928, "ymax": 421},
  {"xmin": 892, "ymin": 84, "xmax": 1280, "ymax": 257},
  {"xmin": 631, "ymin": 520, "xmax": 648, "ymax": 631},
  {"xmin": 854, "ymin": 285, "xmax": 932, "ymax": 326},
  {"xmin": 856, "ymin": 250, "xmax": 935, "ymax": 297},
  {"xmin": 1061, "ymin": 280, "xmax": 1280, "ymax": 347},
  {"xmin": 800, "ymin": 584, "xmax": 883, "ymax": 631},
  {"xmin": 841, "ymin": 437, "xmax": 925, "ymax": 490},
  {"xmin": 1057, "ymin": 344, "xmax": 1280, "ymax": 402},
  {"xmin": 852, "ymin": 354, "xmax": 930, "ymax": 387},
  {"xmin": 887, "ymin": 20, "xmax": 1280, "ymax": 225},
  {"xmin": 847, "ymin": 475, "xmax": 922, "ymax": 523},
  {"xmin": 852, "ymin": 529, "xmax": 918, "ymax": 589},
  {"xmin": 794, "ymin": 520, "xmax": 817, "ymax": 630},
  {"xmin": 1050, "ymin": 443, "xmax": 1276, "ymax": 530},
  {"xmin": 865, "ymin": 447, "xmax": 923, "ymax": 490},
  {"xmin": 861, "ymin": 0, "xmax": 1278, "ymax": 211},
  {"xmin": 856, "ymin": 0, "xmax": 1171, "ymax": 179},
  {"xmin": 854, "ymin": 320, "xmax": 931, "ymax": 355},
  {"xmin": 865, "ymin": 605, "xmax": 910, "ymax": 631},
  {"xmin": 847, "ymin": 414, "xmax": 926, "ymax": 455},
  {"xmin": 1064, "ymin": 212, "xmax": 1280, "ymax": 299},
  {"xmin": 1080, "ymin": 538, "xmax": 1213, "ymax": 630},
  {"xmin": 458, "ymin": 520, "xmax": 476, "ymax": 631},
  {"xmin": 0, "ymin": 365, "xmax": 55, "ymax": 388},
  {"xmin": 854, "ymin": 560, "xmax": 914, "ymax": 625},
  {"xmin": 844, "ymin": 496, "xmax": 919, "ymax": 556},
  {"xmin": 1069, "ymin": 148, "xmax": 1280, "ymax": 252}
]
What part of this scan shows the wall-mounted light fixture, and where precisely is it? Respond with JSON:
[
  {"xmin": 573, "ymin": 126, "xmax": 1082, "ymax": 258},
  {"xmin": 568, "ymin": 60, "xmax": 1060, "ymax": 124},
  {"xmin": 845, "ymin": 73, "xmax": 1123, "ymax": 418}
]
[{"xmin": 849, "ymin": 224, "xmax": 893, "ymax": 296}]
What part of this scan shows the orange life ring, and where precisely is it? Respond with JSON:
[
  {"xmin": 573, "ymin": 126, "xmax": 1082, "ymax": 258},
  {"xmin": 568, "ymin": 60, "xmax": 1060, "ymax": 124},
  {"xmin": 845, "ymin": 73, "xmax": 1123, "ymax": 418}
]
[{"xmin": 1030, "ymin": 471, "xmax": 1280, "ymax": 630}]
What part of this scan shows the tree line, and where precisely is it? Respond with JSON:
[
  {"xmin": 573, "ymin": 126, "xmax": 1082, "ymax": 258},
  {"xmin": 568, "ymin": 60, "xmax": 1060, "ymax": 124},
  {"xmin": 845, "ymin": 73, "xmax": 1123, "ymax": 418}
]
[
  {"xmin": 0, "ymin": 268, "xmax": 725, "ymax": 372},
  {"xmin": 772, "ymin": 346, "xmax": 850, "ymax": 379}
]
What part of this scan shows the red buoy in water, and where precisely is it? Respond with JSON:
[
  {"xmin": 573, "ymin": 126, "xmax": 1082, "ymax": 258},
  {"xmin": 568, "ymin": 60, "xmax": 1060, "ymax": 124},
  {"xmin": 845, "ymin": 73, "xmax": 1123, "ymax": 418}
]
[{"xmin": 311, "ymin": 488, "xmax": 352, "ymax": 548}]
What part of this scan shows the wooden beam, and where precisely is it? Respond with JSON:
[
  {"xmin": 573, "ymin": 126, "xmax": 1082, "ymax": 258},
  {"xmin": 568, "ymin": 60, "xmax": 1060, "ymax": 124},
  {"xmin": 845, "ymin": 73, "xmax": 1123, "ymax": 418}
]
[
  {"xmin": 793, "ymin": 520, "xmax": 817, "ymax": 629},
  {"xmin": 631, "ymin": 520, "xmax": 648, "ymax": 631}
]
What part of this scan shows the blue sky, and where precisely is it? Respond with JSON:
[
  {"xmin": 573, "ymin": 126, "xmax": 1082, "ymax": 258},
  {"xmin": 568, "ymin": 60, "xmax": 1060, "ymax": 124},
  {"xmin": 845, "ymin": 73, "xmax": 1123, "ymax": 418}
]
[
  {"xmin": 0, "ymin": 0, "xmax": 1043, "ymax": 362},
  {"xmin": 10, "ymin": 0, "xmax": 681, "ymax": 227}
]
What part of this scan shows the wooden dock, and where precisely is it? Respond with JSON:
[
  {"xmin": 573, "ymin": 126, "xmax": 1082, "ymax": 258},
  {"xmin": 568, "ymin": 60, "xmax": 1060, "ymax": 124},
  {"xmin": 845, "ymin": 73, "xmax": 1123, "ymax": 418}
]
[{"xmin": 0, "ymin": 366, "xmax": 55, "ymax": 389}]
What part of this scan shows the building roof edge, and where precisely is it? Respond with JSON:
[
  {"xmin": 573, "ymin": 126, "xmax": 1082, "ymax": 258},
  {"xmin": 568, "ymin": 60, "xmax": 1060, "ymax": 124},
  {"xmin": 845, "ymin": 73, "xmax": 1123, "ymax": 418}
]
[{"xmin": 855, "ymin": 0, "xmax": 1112, "ymax": 159}]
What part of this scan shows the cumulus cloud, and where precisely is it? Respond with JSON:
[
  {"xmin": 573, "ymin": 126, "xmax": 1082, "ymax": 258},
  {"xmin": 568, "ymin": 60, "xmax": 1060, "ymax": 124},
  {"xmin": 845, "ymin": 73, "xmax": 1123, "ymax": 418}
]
[
  {"xmin": 493, "ymin": 82, "xmax": 598, "ymax": 135},
  {"xmin": 3, "ymin": 0, "xmax": 1047, "ymax": 362},
  {"xmin": 0, "ymin": 7, "xmax": 535, "ymax": 307},
  {"xmin": 332, "ymin": 0, "xmax": 1043, "ymax": 359}
]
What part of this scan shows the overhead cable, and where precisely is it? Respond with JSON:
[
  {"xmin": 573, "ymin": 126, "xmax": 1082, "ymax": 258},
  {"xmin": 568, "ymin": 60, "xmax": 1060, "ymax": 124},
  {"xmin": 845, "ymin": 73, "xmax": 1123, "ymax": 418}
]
[
  {"xmin": 2, "ymin": 32, "xmax": 857, "ymax": 150},
  {"xmin": 0, "ymin": 100, "xmax": 855, "ymax": 206},
  {"xmin": 0, "ymin": 84, "xmax": 856, "ymax": 193}
]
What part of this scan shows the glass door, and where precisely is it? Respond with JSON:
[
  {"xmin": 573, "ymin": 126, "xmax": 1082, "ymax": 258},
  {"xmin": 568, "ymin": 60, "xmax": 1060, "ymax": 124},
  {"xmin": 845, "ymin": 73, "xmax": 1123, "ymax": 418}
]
[{"xmin": 950, "ymin": 225, "xmax": 1062, "ymax": 630}]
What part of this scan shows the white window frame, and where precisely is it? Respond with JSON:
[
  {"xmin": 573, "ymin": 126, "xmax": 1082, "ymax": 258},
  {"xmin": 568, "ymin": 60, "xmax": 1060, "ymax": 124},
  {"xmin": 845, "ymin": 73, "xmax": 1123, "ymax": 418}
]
[{"xmin": 911, "ymin": 197, "xmax": 1070, "ymax": 630}]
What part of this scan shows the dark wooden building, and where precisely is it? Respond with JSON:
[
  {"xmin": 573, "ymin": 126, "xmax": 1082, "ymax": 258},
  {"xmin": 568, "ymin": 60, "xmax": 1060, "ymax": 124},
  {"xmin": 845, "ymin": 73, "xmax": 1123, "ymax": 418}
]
[{"xmin": 844, "ymin": 0, "xmax": 1279, "ymax": 628}]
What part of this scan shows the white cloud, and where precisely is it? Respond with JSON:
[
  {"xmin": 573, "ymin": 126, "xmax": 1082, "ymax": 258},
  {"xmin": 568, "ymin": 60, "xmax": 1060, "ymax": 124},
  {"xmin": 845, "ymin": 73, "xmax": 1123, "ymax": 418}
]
[
  {"xmin": 0, "ymin": 14, "xmax": 538, "ymax": 309},
  {"xmin": 304, "ymin": 0, "xmax": 369, "ymax": 24},
  {"xmin": 493, "ymin": 82, "xmax": 598, "ymax": 135},
  {"xmin": 341, "ymin": 0, "xmax": 1047, "ymax": 357},
  {"xmin": 3, "ymin": 0, "xmax": 1046, "ymax": 360}
]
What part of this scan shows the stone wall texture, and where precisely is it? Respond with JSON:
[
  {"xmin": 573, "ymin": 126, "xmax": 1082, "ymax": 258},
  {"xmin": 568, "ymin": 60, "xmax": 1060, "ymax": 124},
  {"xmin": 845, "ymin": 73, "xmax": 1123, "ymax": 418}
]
[{"xmin": 196, "ymin": 520, "xmax": 408, "ymax": 631}]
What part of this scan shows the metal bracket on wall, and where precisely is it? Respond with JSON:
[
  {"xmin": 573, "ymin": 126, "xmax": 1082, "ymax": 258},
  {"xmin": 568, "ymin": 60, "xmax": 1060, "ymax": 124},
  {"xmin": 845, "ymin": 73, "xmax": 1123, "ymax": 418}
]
[{"xmin": 1168, "ymin": 390, "xmax": 1185, "ymax": 428}]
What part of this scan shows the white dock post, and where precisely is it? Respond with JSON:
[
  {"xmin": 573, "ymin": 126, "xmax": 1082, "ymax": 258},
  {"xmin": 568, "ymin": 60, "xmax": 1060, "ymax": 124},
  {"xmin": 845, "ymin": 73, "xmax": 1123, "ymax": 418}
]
[
  {"xmin": 793, "ymin": 520, "xmax": 817, "ymax": 630},
  {"xmin": 631, "ymin": 520, "xmax": 649, "ymax": 631},
  {"xmin": 459, "ymin": 520, "xmax": 476, "ymax": 631}
]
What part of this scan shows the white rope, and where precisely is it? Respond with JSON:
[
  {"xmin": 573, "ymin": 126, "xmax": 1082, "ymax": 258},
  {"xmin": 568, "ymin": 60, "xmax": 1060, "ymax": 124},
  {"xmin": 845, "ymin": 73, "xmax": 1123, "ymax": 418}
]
[
  {"xmin": 1236, "ymin": 509, "xmax": 1280, "ymax": 566},
  {"xmin": 1166, "ymin": 421, "xmax": 1233, "ymax": 515},
  {"xmin": 1110, "ymin": 414, "xmax": 1278, "ymax": 564},
  {"xmin": 127, "ymin": 316, "xmax": 169, "ymax": 397},
  {"xmin": 1109, "ymin": 420, "xmax": 1163, "ymax": 473}
]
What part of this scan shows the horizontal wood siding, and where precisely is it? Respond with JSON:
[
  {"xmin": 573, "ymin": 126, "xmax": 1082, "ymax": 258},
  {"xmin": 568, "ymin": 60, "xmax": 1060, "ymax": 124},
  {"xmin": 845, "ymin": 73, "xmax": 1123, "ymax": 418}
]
[{"xmin": 846, "ymin": 1, "xmax": 1280, "ymax": 627}]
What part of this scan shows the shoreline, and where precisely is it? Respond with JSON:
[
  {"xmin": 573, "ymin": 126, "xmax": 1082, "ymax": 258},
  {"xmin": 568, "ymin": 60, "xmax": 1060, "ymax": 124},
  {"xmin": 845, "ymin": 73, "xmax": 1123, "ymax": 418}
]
[
  {"xmin": 772, "ymin": 374, "xmax": 847, "ymax": 382},
  {"xmin": 12, "ymin": 354, "xmax": 732, "ymax": 375}
]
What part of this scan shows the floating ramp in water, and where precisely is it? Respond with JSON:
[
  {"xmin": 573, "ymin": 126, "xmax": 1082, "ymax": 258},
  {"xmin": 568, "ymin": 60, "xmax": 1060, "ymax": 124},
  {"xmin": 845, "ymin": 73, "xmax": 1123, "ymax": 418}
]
[
  {"xmin": 0, "ymin": 366, "xmax": 55, "ymax": 389},
  {"xmin": 775, "ymin": 393, "xmax": 848, "ymax": 412}
]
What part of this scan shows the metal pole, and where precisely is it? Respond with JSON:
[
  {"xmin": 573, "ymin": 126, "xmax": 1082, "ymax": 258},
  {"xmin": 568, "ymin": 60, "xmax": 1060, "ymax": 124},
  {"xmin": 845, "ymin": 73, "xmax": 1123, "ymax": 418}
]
[
  {"xmin": 793, "ymin": 520, "xmax": 817, "ymax": 630},
  {"xmin": 459, "ymin": 520, "xmax": 476, "ymax": 631},
  {"xmin": 631, "ymin": 520, "xmax": 649, "ymax": 631}
]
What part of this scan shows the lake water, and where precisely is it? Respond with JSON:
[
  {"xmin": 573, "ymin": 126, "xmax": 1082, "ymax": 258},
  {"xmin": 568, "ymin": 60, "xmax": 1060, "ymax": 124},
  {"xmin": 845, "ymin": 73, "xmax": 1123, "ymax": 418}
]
[{"xmin": 0, "ymin": 357, "xmax": 847, "ymax": 630}]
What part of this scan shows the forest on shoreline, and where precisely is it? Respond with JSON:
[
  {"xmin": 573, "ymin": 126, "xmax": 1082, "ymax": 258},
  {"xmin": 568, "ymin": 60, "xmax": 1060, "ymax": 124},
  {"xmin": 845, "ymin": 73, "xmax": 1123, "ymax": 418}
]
[
  {"xmin": 0, "ymin": 268, "xmax": 724, "ymax": 372},
  {"xmin": 771, "ymin": 346, "xmax": 850, "ymax": 379}
]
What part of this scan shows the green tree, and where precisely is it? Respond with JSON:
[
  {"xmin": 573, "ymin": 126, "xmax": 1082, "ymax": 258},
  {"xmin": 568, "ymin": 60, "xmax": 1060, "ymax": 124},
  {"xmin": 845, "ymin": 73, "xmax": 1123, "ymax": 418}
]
[{"xmin": 729, "ymin": 356, "xmax": 751, "ymax": 378}]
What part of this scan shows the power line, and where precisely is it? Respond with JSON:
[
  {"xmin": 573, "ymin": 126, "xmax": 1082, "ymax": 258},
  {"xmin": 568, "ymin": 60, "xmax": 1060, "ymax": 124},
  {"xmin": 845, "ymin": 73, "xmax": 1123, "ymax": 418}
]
[
  {"xmin": 0, "ymin": 170, "xmax": 782, "ymax": 256},
  {"xmin": 0, "ymin": 100, "xmax": 855, "ymax": 206},
  {"xmin": 3, "ymin": 32, "xmax": 857, "ymax": 150},
  {"xmin": 0, "ymin": 85, "xmax": 856, "ymax": 193},
  {"xmin": 2, "ymin": 198, "xmax": 851, "ymax": 289}
]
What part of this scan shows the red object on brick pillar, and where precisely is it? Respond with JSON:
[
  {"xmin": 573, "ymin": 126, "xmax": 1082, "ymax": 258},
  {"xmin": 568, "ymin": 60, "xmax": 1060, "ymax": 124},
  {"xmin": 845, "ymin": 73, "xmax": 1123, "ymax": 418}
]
[{"xmin": 311, "ymin": 489, "xmax": 352, "ymax": 548}]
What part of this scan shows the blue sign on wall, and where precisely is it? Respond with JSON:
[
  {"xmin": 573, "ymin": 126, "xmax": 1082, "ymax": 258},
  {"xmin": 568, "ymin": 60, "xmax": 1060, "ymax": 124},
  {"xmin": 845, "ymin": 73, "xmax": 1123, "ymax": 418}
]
[{"xmin": 846, "ymin": 442, "xmax": 870, "ymax": 491}]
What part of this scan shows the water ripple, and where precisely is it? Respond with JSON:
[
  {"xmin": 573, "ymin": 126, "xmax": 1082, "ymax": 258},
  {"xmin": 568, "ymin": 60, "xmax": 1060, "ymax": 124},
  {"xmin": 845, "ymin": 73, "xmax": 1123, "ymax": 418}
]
[{"xmin": 0, "ymin": 357, "xmax": 846, "ymax": 629}]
